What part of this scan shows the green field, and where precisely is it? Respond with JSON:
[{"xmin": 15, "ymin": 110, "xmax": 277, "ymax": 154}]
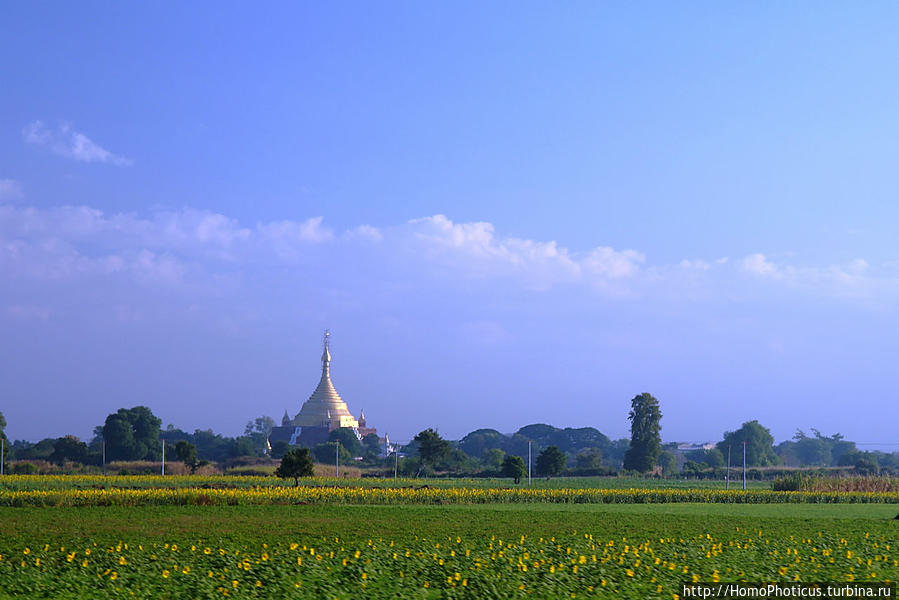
[{"xmin": 0, "ymin": 498, "xmax": 896, "ymax": 598}]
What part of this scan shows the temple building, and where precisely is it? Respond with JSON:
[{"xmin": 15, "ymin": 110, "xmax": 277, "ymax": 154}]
[{"xmin": 269, "ymin": 331, "xmax": 376, "ymax": 449}]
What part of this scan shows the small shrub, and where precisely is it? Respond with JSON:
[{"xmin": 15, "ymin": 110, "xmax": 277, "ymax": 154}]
[{"xmin": 12, "ymin": 462, "xmax": 38, "ymax": 475}]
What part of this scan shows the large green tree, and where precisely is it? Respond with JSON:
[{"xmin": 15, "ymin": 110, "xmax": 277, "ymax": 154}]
[
  {"xmin": 275, "ymin": 448, "xmax": 315, "ymax": 486},
  {"xmin": 535, "ymin": 445, "xmax": 567, "ymax": 477},
  {"xmin": 50, "ymin": 435, "xmax": 88, "ymax": 465},
  {"xmin": 175, "ymin": 440, "xmax": 200, "ymax": 474},
  {"xmin": 623, "ymin": 393, "xmax": 662, "ymax": 473},
  {"xmin": 716, "ymin": 420, "xmax": 778, "ymax": 467},
  {"xmin": 413, "ymin": 428, "xmax": 450, "ymax": 473},
  {"xmin": 102, "ymin": 406, "xmax": 162, "ymax": 461},
  {"xmin": 500, "ymin": 455, "xmax": 526, "ymax": 484}
]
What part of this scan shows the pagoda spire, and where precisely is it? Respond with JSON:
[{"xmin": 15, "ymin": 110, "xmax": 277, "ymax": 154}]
[{"xmin": 321, "ymin": 329, "xmax": 332, "ymax": 377}]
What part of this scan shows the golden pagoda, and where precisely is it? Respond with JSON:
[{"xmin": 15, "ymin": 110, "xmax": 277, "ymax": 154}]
[
  {"xmin": 292, "ymin": 330, "xmax": 359, "ymax": 430},
  {"xmin": 267, "ymin": 330, "xmax": 376, "ymax": 450}
]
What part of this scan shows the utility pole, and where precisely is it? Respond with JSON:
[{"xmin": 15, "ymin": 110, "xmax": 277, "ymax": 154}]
[
  {"xmin": 742, "ymin": 442, "xmax": 746, "ymax": 490},
  {"xmin": 1, "ymin": 438, "xmax": 4, "ymax": 476},
  {"xmin": 102, "ymin": 439, "xmax": 106, "ymax": 476},
  {"xmin": 527, "ymin": 441, "xmax": 532, "ymax": 487},
  {"xmin": 394, "ymin": 448, "xmax": 398, "ymax": 482},
  {"xmin": 335, "ymin": 441, "xmax": 339, "ymax": 478},
  {"xmin": 161, "ymin": 438, "xmax": 165, "ymax": 476},
  {"xmin": 726, "ymin": 445, "xmax": 731, "ymax": 490}
]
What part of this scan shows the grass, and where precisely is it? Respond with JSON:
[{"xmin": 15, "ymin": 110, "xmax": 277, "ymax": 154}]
[{"xmin": 0, "ymin": 503, "xmax": 896, "ymax": 542}]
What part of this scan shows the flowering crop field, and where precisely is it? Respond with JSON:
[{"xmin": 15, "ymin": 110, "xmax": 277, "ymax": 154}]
[
  {"xmin": 0, "ymin": 474, "xmax": 770, "ymax": 491},
  {"xmin": 1, "ymin": 485, "xmax": 897, "ymax": 507},
  {"xmin": 1, "ymin": 475, "xmax": 897, "ymax": 507},
  {"xmin": 0, "ymin": 478, "xmax": 895, "ymax": 598},
  {"xmin": 0, "ymin": 504, "xmax": 896, "ymax": 599}
]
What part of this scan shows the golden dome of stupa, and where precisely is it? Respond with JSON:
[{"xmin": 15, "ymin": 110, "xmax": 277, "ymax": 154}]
[{"xmin": 293, "ymin": 330, "xmax": 359, "ymax": 429}]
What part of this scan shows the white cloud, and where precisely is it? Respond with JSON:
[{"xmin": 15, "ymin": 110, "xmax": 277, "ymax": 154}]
[
  {"xmin": 405, "ymin": 214, "xmax": 644, "ymax": 289},
  {"xmin": 0, "ymin": 179, "xmax": 24, "ymax": 201},
  {"xmin": 583, "ymin": 247, "xmax": 644, "ymax": 279},
  {"xmin": 345, "ymin": 224, "xmax": 383, "ymax": 242},
  {"xmin": 256, "ymin": 216, "xmax": 334, "ymax": 259},
  {"xmin": 0, "ymin": 202, "xmax": 893, "ymax": 305},
  {"xmin": 679, "ymin": 259, "xmax": 711, "ymax": 270},
  {"xmin": 741, "ymin": 253, "xmax": 779, "ymax": 277},
  {"xmin": 23, "ymin": 121, "xmax": 133, "ymax": 166}
]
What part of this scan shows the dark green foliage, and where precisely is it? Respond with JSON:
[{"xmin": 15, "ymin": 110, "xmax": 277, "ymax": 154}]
[
  {"xmin": 413, "ymin": 429, "xmax": 450, "ymax": 470},
  {"xmin": 514, "ymin": 424, "xmax": 611, "ymax": 456},
  {"xmin": 312, "ymin": 442, "xmax": 351, "ymax": 465},
  {"xmin": 777, "ymin": 430, "xmax": 857, "ymax": 467},
  {"xmin": 535, "ymin": 445, "xmax": 567, "ymax": 477},
  {"xmin": 482, "ymin": 448, "xmax": 506, "ymax": 471},
  {"xmin": 574, "ymin": 447, "xmax": 603, "ymax": 470},
  {"xmin": 683, "ymin": 461, "xmax": 705, "ymax": 476},
  {"xmin": 657, "ymin": 450, "xmax": 677, "ymax": 476},
  {"xmin": 500, "ymin": 455, "xmax": 526, "ymax": 483},
  {"xmin": 0, "ymin": 411, "xmax": 6, "ymax": 441},
  {"xmin": 458, "ymin": 429, "xmax": 505, "ymax": 458},
  {"xmin": 457, "ymin": 425, "xmax": 612, "ymax": 464},
  {"xmin": 175, "ymin": 441, "xmax": 199, "ymax": 474},
  {"xmin": 230, "ymin": 436, "xmax": 256, "ymax": 458},
  {"xmin": 623, "ymin": 393, "xmax": 662, "ymax": 473},
  {"xmin": 436, "ymin": 447, "xmax": 476, "ymax": 474},
  {"xmin": 717, "ymin": 420, "xmax": 778, "ymax": 467},
  {"xmin": 328, "ymin": 428, "xmax": 363, "ymax": 457},
  {"xmin": 13, "ymin": 438, "xmax": 56, "ymax": 461},
  {"xmin": 686, "ymin": 448, "xmax": 725, "ymax": 468},
  {"xmin": 271, "ymin": 440, "xmax": 290, "ymax": 460},
  {"xmin": 102, "ymin": 406, "xmax": 162, "ymax": 461},
  {"xmin": 605, "ymin": 438, "xmax": 630, "ymax": 464},
  {"xmin": 855, "ymin": 454, "xmax": 879, "ymax": 476},
  {"xmin": 49, "ymin": 435, "xmax": 88, "ymax": 465},
  {"xmin": 275, "ymin": 448, "xmax": 315, "ymax": 485},
  {"xmin": 362, "ymin": 433, "xmax": 381, "ymax": 460}
]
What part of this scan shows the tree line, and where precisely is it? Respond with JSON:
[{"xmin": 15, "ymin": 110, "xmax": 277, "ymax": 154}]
[{"xmin": 1, "ymin": 396, "xmax": 896, "ymax": 477}]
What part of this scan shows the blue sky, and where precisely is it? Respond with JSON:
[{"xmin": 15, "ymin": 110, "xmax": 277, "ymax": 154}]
[{"xmin": 2, "ymin": 2, "xmax": 898, "ymax": 447}]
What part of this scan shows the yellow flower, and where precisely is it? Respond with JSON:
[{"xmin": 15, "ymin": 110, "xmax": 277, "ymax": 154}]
[{"xmin": 162, "ymin": 570, "xmax": 170, "ymax": 578}]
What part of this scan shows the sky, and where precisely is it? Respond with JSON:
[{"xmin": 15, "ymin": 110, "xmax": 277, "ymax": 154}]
[{"xmin": 2, "ymin": 2, "xmax": 898, "ymax": 448}]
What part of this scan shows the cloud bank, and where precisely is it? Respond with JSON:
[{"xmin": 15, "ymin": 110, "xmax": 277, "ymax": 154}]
[{"xmin": 0, "ymin": 203, "xmax": 890, "ymax": 302}]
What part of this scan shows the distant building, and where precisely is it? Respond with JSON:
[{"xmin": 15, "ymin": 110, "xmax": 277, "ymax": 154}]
[{"xmin": 269, "ymin": 331, "xmax": 377, "ymax": 449}]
